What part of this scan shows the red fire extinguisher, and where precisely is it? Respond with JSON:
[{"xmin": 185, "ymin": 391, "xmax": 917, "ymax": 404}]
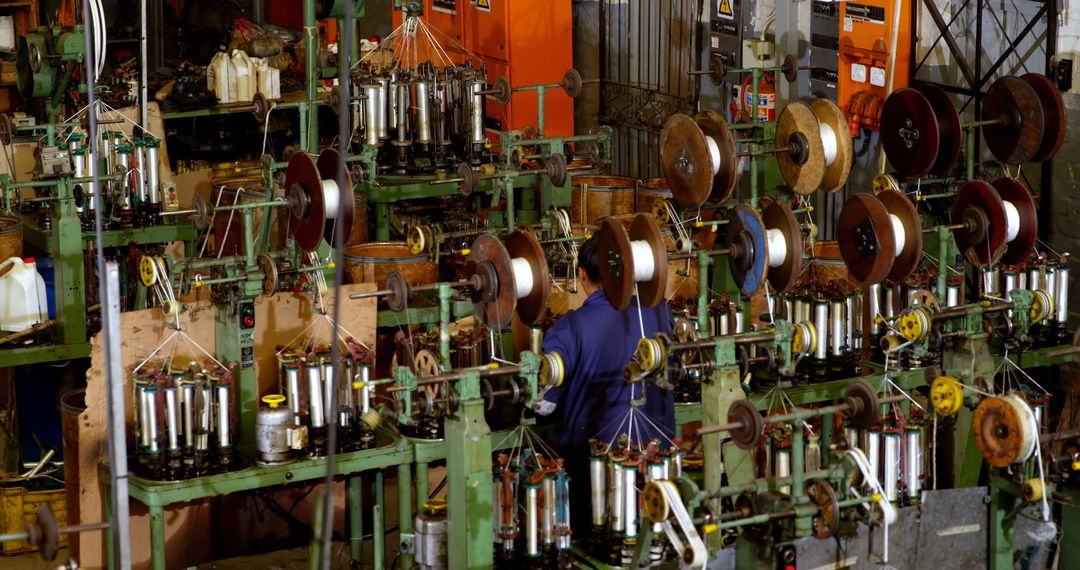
[{"xmin": 739, "ymin": 73, "xmax": 776, "ymax": 123}]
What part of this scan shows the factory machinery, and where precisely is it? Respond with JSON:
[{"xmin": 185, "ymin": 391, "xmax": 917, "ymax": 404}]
[{"xmin": 5, "ymin": 4, "xmax": 1055, "ymax": 569}]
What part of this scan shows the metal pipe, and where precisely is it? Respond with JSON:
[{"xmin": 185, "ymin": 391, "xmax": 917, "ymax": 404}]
[{"xmin": 590, "ymin": 455, "xmax": 607, "ymax": 527}]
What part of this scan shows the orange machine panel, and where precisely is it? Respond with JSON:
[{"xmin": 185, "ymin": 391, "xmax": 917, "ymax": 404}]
[
  {"xmin": 394, "ymin": 0, "xmax": 574, "ymax": 139},
  {"xmin": 838, "ymin": 0, "xmax": 912, "ymax": 134}
]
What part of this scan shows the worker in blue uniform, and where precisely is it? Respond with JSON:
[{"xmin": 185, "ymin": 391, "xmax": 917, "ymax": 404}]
[{"xmin": 534, "ymin": 235, "xmax": 675, "ymax": 532}]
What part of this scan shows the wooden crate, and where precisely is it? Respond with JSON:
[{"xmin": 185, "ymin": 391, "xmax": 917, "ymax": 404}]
[{"xmin": 0, "ymin": 485, "xmax": 67, "ymax": 555}]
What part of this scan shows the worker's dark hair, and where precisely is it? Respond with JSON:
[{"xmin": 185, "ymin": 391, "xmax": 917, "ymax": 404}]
[{"xmin": 578, "ymin": 235, "xmax": 601, "ymax": 283}]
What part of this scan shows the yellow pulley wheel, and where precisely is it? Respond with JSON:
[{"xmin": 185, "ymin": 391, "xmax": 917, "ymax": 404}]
[
  {"xmin": 880, "ymin": 334, "xmax": 902, "ymax": 353},
  {"xmin": 1029, "ymin": 290, "xmax": 1054, "ymax": 324},
  {"xmin": 652, "ymin": 199, "xmax": 672, "ymax": 225},
  {"xmin": 641, "ymin": 481, "xmax": 670, "ymax": 523},
  {"xmin": 162, "ymin": 300, "xmax": 181, "ymax": 317},
  {"xmin": 930, "ymin": 375, "xmax": 964, "ymax": 416},
  {"xmin": 407, "ymin": 225, "xmax": 429, "ymax": 254},
  {"xmin": 872, "ymin": 173, "xmax": 900, "ymax": 195},
  {"xmin": 1022, "ymin": 478, "xmax": 1044, "ymax": 502},
  {"xmin": 262, "ymin": 394, "xmax": 287, "ymax": 408},
  {"xmin": 896, "ymin": 307, "xmax": 931, "ymax": 343},
  {"xmin": 636, "ymin": 337, "xmax": 662, "ymax": 372},
  {"xmin": 793, "ymin": 321, "xmax": 817, "ymax": 357},
  {"xmin": 139, "ymin": 256, "xmax": 160, "ymax": 287},
  {"xmin": 359, "ymin": 409, "xmax": 382, "ymax": 429},
  {"xmin": 540, "ymin": 352, "xmax": 565, "ymax": 388}
]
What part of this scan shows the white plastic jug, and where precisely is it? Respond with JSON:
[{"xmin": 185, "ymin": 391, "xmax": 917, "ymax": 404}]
[
  {"xmin": 0, "ymin": 257, "xmax": 47, "ymax": 332},
  {"xmin": 255, "ymin": 58, "xmax": 281, "ymax": 100},
  {"xmin": 231, "ymin": 49, "xmax": 256, "ymax": 102},
  {"xmin": 208, "ymin": 51, "xmax": 235, "ymax": 104}
]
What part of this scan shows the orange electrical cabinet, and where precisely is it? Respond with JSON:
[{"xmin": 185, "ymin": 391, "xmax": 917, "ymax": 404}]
[
  {"xmin": 393, "ymin": 0, "xmax": 574, "ymax": 138},
  {"xmin": 838, "ymin": 1, "xmax": 912, "ymax": 133}
]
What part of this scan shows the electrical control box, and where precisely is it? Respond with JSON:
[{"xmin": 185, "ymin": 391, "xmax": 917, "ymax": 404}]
[
  {"xmin": 809, "ymin": 1, "xmax": 840, "ymax": 101},
  {"xmin": 710, "ymin": 0, "xmax": 742, "ymax": 80},
  {"xmin": 838, "ymin": 0, "xmax": 912, "ymax": 133}
]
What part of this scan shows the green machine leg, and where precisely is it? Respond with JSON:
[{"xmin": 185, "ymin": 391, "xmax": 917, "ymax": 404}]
[
  {"xmin": 988, "ymin": 479, "xmax": 1017, "ymax": 570},
  {"xmin": 943, "ymin": 338, "xmax": 993, "ymax": 487},
  {"xmin": 397, "ymin": 463, "xmax": 414, "ymax": 568},
  {"xmin": 445, "ymin": 371, "xmax": 493, "ymax": 569},
  {"xmin": 374, "ymin": 470, "xmax": 385, "ymax": 570},
  {"xmin": 349, "ymin": 475, "xmax": 363, "ymax": 566},
  {"xmin": 149, "ymin": 504, "xmax": 166, "ymax": 570},
  {"xmin": 55, "ymin": 179, "xmax": 87, "ymax": 348}
]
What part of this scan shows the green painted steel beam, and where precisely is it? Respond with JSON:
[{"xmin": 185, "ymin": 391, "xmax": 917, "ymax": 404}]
[{"xmin": 0, "ymin": 342, "xmax": 91, "ymax": 366}]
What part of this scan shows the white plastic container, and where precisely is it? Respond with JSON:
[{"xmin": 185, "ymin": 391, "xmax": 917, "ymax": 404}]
[
  {"xmin": 207, "ymin": 51, "xmax": 235, "ymax": 104},
  {"xmin": 0, "ymin": 257, "xmax": 47, "ymax": 332},
  {"xmin": 255, "ymin": 58, "xmax": 281, "ymax": 100},
  {"xmin": 231, "ymin": 50, "xmax": 256, "ymax": 102}
]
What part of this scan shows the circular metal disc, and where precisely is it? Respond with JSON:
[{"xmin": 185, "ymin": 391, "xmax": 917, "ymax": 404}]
[
  {"xmin": 630, "ymin": 213, "xmax": 669, "ymax": 307},
  {"xmin": 806, "ymin": 480, "xmax": 839, "ymax": 539},
  {"xmin": 810, "ymin": 98, "xmax": 854, "ymax": 193},
  {"xmin": 545, "ymin": 153, "xmax": 568, "ymax": 187},
  {"xmin": 468, "ymin": 234, "xmax": 517, "ymax": 330},
  {"xmin": 974, "ymin": 396, "xmax": 1024, "ymax": 468},
  {"xmin": 776, "ymin": 101, "xmax": 826, "ymax": 195},
  {"xmin": 844, "ymin": 380, "xmax": 880, "ymax": 429},
  {"xmin": 727, "ymin": 399, "xmax": 763, "ymax": 451},
  {"xmin": 316, "ymin": 148, "xmax": 355, "ymax": 249},
  {"xmin": 504, "ymin": 228, "xmax": 550, "ymax": 326},
  {"xmin": 727, "ymin": 205, "xmax": 768, "ymax": 297},
  {"xmin": 456, "ymin": 162, "xmax": 476, "ymax": 196},
  {"xmin": 660, "ymin": 114, "xmax": 713, "ymax": 208},
  {"xmin": 982, "ymin": 76, "xmax": 1045, "ymax": 165},
  {"xmin": 285, "ymin": 152, "xmax": 325, "ymax": 252},
  {"xmin": 915, "ymin": 83, "xmax": 962, "ymax": 174},
  {"xmin": 695, "ymin": 109, "xmax": 739, "ymax": 203},
  {"xmin": 878, "ymin": 189, "xmax": 923, "ymax": 285},
  {"xmin": 1021, "ymin": 73, "xmax": 1066, "ymax": 162},
  {"xmin": 562, "ymin": 68, "xmax": 583, "ymax": 98},
  {"xmin": 257, "ymin": 252, "xmax": 278, "ymax": 296},
  {"xmin": 837, "ymin": 193, "xmax": 895, "ymax": 285},
  {"xmin": 492, "ymin": 76, "xmax": 512, "ymax": 105},
  {"xmin": 951, "ymin": 180, "xmax": 1007, "ymax": 267},
  {"xmin": 597, "ymin": 216, "xmax": 635, "ymax": 310},
  {"xmin": 992, "ymin": 177, "xmax": 1038, "ymax": 265},
  {"xmin": 762, "ymin": 201, "xmax": 802, "ymax": 293},
  {"xmin": 880, "ymin": 88, "xmax": 940, "ymax": 179}
]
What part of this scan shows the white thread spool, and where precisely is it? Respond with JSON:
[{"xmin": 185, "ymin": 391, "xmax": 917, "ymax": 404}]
[
  {"xmin": 511, "ymin": 257, "xmax": 534, "ymax": 298},
  {"xmin": 321, "ymin": 180, "xmax": 341, "ymax": 220},
  {"xmin": 766, "ymin": 228, "xmax": 787, "ymax": 268},
  {"xmin": 705, "ymin": 136, "xmax": 723, "ymax": 176},
  {"xmin": 630, "ymin": 240, "xmax": 657, "ymax": 281},
  {"xmin": 889, "ymin": 214, "xmax": 906, "ymax": 258},
  {"xmin": 820, "ymin": 122, "xmax": 838, "ymax": 167},
  {"xmin": 1003, "ymin": 395, "xmax": 1038, "ymax": 464},
  {"xmin": 1003, "ymin": 200, "xmax": 1020, "ymax": 242}
]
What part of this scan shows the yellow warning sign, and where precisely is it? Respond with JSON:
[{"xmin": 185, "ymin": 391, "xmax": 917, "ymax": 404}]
[
  {"xmin": 718, "ymin": 0, "xmax": 733, "ymax": 20},
  {"xmin": 476, "ymin": 0, "xmax": 491, "ymax": 12}
]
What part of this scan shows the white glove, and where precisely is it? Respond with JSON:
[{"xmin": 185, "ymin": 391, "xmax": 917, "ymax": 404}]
[{"xmin": 533, "ymin": 399, "xmax": 557, "ymax": 417}]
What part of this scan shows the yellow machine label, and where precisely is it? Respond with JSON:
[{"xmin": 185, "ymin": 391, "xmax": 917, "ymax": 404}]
[{"xmin": 475, "ymin": 0, "xmax": 491, "ymax": 12}]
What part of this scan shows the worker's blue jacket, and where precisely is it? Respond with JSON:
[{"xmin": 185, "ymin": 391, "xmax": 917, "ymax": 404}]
[{"xmin": 540, "ymin": 290, "xmax": 676, "ymax": 454}]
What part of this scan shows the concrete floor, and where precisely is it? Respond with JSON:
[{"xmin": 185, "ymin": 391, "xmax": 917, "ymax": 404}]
[{"xmin": 3, "ymin": 543, "xmax": 363, "ymax": 569}]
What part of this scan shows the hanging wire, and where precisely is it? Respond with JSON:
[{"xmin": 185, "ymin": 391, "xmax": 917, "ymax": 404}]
[{"xmin": 320, "ymin": 2, "xmax": 354, "ymax": 567}]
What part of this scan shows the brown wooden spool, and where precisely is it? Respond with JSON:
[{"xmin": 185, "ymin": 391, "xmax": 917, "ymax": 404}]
[
  {"xmin": 343, "ymin": 242, "xmax": 437, "ymax": 288},
  {"xmin": 346, "ymin": 194, "xmax": 370, "ymax": 246},
  {"xmin": 571, "ymin": 176, "xmax": 637, "ymax": 225},
  {"xmin": 635, "ymin": 178, "xmax": 672, "ymax": 216},
  {"xmin": 0, "ymin": 216, "xmax": 22, "ymax": 278}
]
